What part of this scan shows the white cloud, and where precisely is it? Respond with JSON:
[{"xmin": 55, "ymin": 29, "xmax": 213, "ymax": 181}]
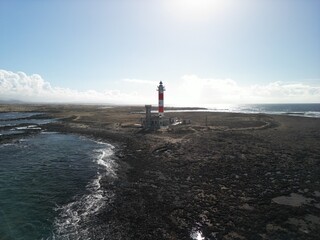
[
  {"xmin": 0, "ymin": 70, "xmax": 149, "ymax": 104},
  {"xmin": 248, "ymin": 81, "xmax": 320, "ymax": 103},
  {"xmin": 1, "ymin": 70, "xmax": 319, "ymax": 105},
  {"xmin": 167, "ymin": 75, "xmax": 320, "ymax": 106}
]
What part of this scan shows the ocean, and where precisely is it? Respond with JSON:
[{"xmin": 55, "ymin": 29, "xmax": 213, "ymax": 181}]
[
  {"xmin": 213, "ymin": 103, "xmax": 320, "ymax": 118},
  {"xmin": 168, "ymin": 103, "xmax": 320, "ymax": 118},
  {"xmin": 0, "ymin": 113, "xmax": 116, "ymax": 239}
]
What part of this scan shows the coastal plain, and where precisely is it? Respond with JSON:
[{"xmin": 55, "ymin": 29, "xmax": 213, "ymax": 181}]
[{"xmin": 1, "ymin": 104, "xmax": 320, "ymax": 239}]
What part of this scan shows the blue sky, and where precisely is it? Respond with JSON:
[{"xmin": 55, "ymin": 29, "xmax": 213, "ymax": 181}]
[{"xmin": 0, "ymin": 0, "xmax": 319, "ymax": 105}]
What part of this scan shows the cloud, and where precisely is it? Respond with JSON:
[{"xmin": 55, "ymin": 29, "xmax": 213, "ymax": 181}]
[
  {"xmin": 1, "ymin": 70, "xmax": 319, "ymax": 105},
  {"xmin": 0, "ymin": 70, "xmax": 148, "ymax": 104},
  {"xmin": 168, "ymin": 75, "xmax": 320, "ymax": 106},
  {"xmin": 248, "ymin": 81, "xmax": 320, "ymax": 103}
]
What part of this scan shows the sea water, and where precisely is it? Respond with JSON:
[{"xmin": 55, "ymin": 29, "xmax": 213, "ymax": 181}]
[
  {"xmin": 0, "ymin": 113, "xmax": 116, "ymax": 239},
  {"xmin": 0, "ymin": 112, "xmax": 56, "ymax": 137},
  {"xmin": 166, "ymin": 103, "xmax": 320, "ymax": 118},
  {"xmin": 228, "ymin": 103, "xmax": 320, "ymax": 118}
]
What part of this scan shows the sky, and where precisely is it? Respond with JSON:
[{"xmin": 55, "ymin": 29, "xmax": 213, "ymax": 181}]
[{"xmin": 0, "ymin": 0, "xmax": 319, "ymax": 106}]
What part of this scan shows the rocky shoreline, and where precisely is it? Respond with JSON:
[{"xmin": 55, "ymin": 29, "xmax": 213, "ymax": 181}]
[{"xmin": 1, "ymin": 105, "xmax": 320, "ymax": 239}]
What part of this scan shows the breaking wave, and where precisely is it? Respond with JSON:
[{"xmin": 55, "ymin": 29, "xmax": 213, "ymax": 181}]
[{"xmin": 52, "ymin": 142, "xmax": 117, "ymax": 239}]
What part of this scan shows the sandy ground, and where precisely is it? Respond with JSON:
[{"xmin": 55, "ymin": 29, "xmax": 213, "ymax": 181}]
[{"xmin": 1, "ymin": 104, "xmax": 320, "ymax": 239}]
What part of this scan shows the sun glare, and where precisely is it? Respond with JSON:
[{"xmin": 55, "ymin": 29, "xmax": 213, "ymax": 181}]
[{"xmin": 166, "ymin": 0, "xmax": 224, "ymax": 23}]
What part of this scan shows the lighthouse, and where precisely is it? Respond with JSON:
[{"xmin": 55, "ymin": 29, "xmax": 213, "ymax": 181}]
[
  {"xmin": 157, "ymin": 81, "xmax": 165, "ymax": 116},
  {"xmin": 142, "ymin": 80, "xmax": 189, "ymax": 129},
  {"xmin": 142, "ymin": 80, "xmax": 181, "ymax": 129}
]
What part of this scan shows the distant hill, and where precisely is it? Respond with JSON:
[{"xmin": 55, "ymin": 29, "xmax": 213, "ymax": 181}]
[
  {"xmin": 0, "ymin": 99, "xmax": 26, "ymax": 104},
  {"xmin": 0, "ymin": 99, "xmax": 118, "ymax": 106}
]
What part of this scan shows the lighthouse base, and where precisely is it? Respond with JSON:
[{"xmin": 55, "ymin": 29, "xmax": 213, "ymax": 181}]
[{"xmin": 142, "ymin": 114, "xmax": 170, "ymax": 130}]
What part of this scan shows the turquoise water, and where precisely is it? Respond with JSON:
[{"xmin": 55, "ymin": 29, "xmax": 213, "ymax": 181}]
[{"xmin": 0, "ymin": 133, "xmax": 116, "ymax": 239}]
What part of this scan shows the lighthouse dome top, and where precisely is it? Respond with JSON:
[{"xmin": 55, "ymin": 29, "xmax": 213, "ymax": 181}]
[{"xmin": 157, "ymin": 81, "xmax": 165, "ymax": 92}]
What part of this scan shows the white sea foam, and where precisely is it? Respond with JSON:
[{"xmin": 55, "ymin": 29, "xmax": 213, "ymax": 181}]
[
  {"xmin": 52, "ymin": 142, "xmax": 117, "ymax": 239},
  {"xmin": 0, "ymin": 143, "xmax": 16, "ymax": 148},
  {"xmin": 190, "ymin": 227, "xmax": 205, "ymax": 240},
  {"xmin": 305, "ymin": 111, "xmax": 320, "ymax": 118},
  {"xmin": 94, "ymin": 147, "xmax": 117, "ymax": 178},
  {"xmin": 41, "ymin": 131, "xmax": 58, "ymax": 134}
]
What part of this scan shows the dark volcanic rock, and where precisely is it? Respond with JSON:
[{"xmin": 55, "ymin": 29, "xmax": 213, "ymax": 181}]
[{"xmin": 3, "ymin": 105, "xmax": 319, "ymax": 239}]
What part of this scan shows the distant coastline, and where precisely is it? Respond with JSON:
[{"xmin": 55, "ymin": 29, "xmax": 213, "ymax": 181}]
[{"xmin": 163, "ymin": 103, "xmax": 320, "ymax": 118}]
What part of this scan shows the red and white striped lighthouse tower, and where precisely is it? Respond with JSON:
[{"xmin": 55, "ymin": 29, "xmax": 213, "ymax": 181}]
[{"xmin": 157, "ymin": 81, "xmax": 165, "ymax": 116}]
